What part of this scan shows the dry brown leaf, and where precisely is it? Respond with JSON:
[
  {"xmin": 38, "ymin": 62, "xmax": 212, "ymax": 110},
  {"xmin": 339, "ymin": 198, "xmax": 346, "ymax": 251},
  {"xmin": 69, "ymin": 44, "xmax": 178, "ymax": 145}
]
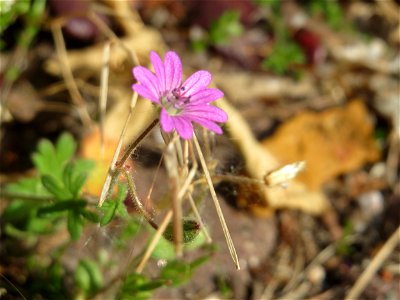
[
  {"xmin": 262, "ymin": 100, "xmax": 381, "ymax": 190},
  {"xmin": 217, "ymin": 98, "xmax": 331, "ymax": 216}
]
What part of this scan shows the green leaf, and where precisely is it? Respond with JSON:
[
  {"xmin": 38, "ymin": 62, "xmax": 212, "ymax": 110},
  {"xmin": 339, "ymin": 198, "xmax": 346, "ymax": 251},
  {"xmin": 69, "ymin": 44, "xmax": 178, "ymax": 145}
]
[
  {"xmin": 74, "ymin": 159, "xmax": 96, "ymax": 174},
  {"xmin": 189, "ymin": 255, "xmax": 209, "ymax": 269},
  {"xmin": 41, "ymin": 174, "xmax": 71, "ymax": 200},
  {"xmin": 56, "ymin": 132, "xmax": 76, "ymax": 164},
  {"xmin": 2, "ymin": 200, "xmax": 39, "ymax": 222},
  {"xmin": 67, "ymin": 210, "xmax": 83, "ymax": 240},
  {"xmin": 209, "ymin": 10, "xmax": 243, "ymax": 45},
  {"xmin": 117, "ymin": 273, "xmax": 165, "ymax": 300},
  {"xmin": 7, "ymin": 176, "xmax": 49, "ymax": 195},
  {"xmin": 79, "ymin": 259, "xmax": 103, "ymax": 291},
  {"xmin": 4, "ymin": 223, "xmax": 38, "ymax": 241},
  {"xmin": 309, "ymin": 0, "xmax": 343, "ymax": 29},
  {"xmin": 151, "ymin": 236, "xmax": 176, "ymax": 261},
  {"xmin": 32, "ymin": 133, "xmax": 78, "ymax": 181},
  {"xmin": 37, "ymin": 200, "xmax": 86, "ymax": 217},
  {"xmin": 62, "ymin": 162, "xmax": 74, "ymax": 192},
  {"xmin": 75, "ymin": 262, "xmax": 91, "ymax": 292},
  {"xmin": 70, "ymin": 172, "xmax": 87, "ymax": 197},
  {"xmin": 159, "ymin": 260, "xmax": 192, "ymax": 286},
  {"xmin": 80, "ymin": 209, "xmax": 100, "ymax": 223},
  {"xmin": 26, "ymin": 216, "xmax": 55, "ymax": 234},
  {"xmin": 99, "ymin": 184, "xmax": 128, "ymax": 226},
  {"xmin": 63, "ymin": 160, "xmax": 93, "ymax": 198},
  {"xmin": 99, "ymin": 200, "xmax": 119, "ymax": 226},
  {"xmin": 32, "ymin": 139, "xmax": 58, "ymax": 176},
  {"xmin": 159, "ymin": 256, "xmax": 209, "ymax": 287},
  {"xmin": 28, "ymin": 0, "xmax": 46, "ymax": 20},
  {"xmin": 162, "ymin": 219, "xmax": 201, "ymax": 244},
  {"xmin": 262, "ymin": 38, "xmax": 305, "ymax": 74}
]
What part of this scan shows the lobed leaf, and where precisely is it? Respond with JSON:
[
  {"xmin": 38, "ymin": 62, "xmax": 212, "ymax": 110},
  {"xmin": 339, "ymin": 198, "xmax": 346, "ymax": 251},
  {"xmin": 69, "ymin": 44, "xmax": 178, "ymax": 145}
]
[{"xmin": 41, "ymin": 174, "xmax": 71, "ymax": 200}]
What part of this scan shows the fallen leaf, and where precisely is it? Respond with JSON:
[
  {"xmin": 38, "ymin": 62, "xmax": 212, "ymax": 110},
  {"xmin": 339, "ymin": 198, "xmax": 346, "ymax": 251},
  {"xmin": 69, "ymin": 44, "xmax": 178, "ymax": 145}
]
[
  {"xmin": 217, "ymin": 97, "xmax": 331, "ymax": 216},
  {"xmin": 262, "ymin": 100, "xmax": 381, "ymax": 190}
]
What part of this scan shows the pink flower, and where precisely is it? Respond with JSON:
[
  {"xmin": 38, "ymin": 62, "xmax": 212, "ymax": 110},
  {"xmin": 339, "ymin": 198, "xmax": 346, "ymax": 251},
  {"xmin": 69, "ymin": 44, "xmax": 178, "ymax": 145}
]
[{"xmin": 132, "ymin": 51, "xmax": 228, "ymax": 139}]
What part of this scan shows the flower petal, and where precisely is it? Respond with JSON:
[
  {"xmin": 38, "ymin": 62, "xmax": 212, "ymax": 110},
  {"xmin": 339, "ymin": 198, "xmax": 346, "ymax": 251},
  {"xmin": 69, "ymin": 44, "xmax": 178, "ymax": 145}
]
[
  {"xmin": 132, "ymin": 84, "xmax": 159, "ymax": 103},
  {"xmin": 190, "ymin": 117, "xmax": 223, "ymax": 135},
  {"xmin": 181, "ymin": 71, "xmax": 211, "ymax": 96},
  {"xmin": 160, "ymin": 109, "xmax": 174, "ymax": 132},
  {"xmin": 173, "ymin": 117, "xmax": 193, "ymax": 139},
  {"xmin": 190, "ymin": 88, "xmax": 224, "ymax": 104},
  {"xmin": 133, "ymin": 66, "xmax": 160, "ymax": 98},
  {"xmin": 164, "ymin": 51, "xmax": 182, "ymax": 90},
  {"xmin": 184, "ymin": 104, "xmax": 228, "ymax": 123},
  {"xmin": 150, "ymin": 51, "xmax": 166, "ymax": 93}
]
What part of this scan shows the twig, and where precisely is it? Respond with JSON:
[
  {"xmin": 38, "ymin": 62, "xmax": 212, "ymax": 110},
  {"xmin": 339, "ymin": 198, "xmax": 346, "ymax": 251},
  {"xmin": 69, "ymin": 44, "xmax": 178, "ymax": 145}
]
[
  {"xmin": 0, "ymin": 273, "xmax": 27, "ymax": 300},
  {"xmin": 193, "ymin": 133, "xmax": 240, "ymax": 270},
  {"xmin": 98, "ymin": 117, "xmax": 158, "ymax": 207},
  {"xmin": 51, "ymin": 24, "xmax": 92, "ymax": 128},
  {"xmin": 136, "ymin": 210, "xmax": 173, "ymax": 274},
  {"xmin": 88, "ymin": 11, "xmax": 139, "ymax": 66},
  {"xmin": 345, "ymin": 226, "xmax": 400, "ymax": 300},
  {"xmin": 164, "ymin": 138, "xmax": 183, "ymax": 256},
  {"xmin": 188, "ymin": 193, "xmax": 212, "ymax": 244},
  {"xmin": 99, "ymin": 42, "xmax": 111, "ymax": 159}
]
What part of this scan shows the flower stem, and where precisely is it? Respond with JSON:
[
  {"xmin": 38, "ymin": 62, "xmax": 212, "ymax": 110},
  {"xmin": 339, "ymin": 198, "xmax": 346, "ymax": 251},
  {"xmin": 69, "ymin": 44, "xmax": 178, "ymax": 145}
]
[
  {"xmin": 123, "ymin": 168, "xmax": 158, "ymax": 230},
  {"xmin": 99, "ymin": 118, "xmax": 159, "ymax": 207},
  {"xmin": 119, "ymin": 118, "xmax": 159, "ymax": 167}
]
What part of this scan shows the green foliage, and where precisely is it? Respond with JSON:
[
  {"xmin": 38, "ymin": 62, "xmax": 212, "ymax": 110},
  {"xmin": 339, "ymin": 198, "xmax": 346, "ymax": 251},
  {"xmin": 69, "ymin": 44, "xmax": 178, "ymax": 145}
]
[
  {"xmin": 0, "ymin": 0, "xmax": 31, "ymax": 35},
  {"xmin": 1, "ymin": 0, "xmax": 46, "ymax": 89},
  {"xmin": 1, "ymin": 132, "xmax": 215, "ymax": 299},
  {"xmin": 117, "ymin": 273, "xmax": 167, "ymax": 300},
  {"xmin": 0, "ymin": 0, "xmax": 45, "ymax": 39},
  {"xmin": 113, "ymin": 217, "xmax": 142, "ymax": 249},
  {"xmin": 336, "ymin": 220, "xmax": 355, "ymax": 257},
  {"xmin": 3, "ymin": 133, "xmax": 95, "ymax": 240},
  {"xmin": 159, "ymin": 256, "xmax": 209, "ymax": 286},
  {"xmin": 209, "ymin": 10, "xmax": 243, "ymax": 45},
  {"xmin": 253, "ymin": 0, "xmax": 281, "ymax": 15},
  {"xmin": 75, "ymin": 259, "xmax": 104, "ymax": 295},
  {"xmin": 308, "ymin": 0, "xmax": 343, "ymax": 30},
  {"xmin": 117, "ymin": 256, "xmax": 208, "ymax": 299},
  {"xmin": 162, "ymin": 219, "xmax": 201, "ymax": 243},
  {"xmin": 216, "ymin": 275, "xmax": 234, "ymax": 299},
  {"xmin": 192, "ymin": 10, "xmax": 243, "ymax": 52},
  {"xmin": 262, "ymin": 38, "xmax": 305, "ymax": 74},
  {"xmin": 99, "ymin": 183, "xmax": 129, "ymax": 226}
]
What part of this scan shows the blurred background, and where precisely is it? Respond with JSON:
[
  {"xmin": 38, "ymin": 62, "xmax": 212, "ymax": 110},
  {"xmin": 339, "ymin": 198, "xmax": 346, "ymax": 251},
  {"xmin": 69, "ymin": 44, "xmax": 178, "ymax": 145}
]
[{"xmin": 0, "ymin": 0, "xmax": 399, "ymax": 299}]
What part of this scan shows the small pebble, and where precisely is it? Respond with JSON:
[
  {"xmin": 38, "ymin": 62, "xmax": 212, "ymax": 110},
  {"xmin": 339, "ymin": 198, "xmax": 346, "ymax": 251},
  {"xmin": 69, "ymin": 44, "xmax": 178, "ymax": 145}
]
[{"xmin": 307, "ymin": 265, "xmax": 326, "ymax": 285}]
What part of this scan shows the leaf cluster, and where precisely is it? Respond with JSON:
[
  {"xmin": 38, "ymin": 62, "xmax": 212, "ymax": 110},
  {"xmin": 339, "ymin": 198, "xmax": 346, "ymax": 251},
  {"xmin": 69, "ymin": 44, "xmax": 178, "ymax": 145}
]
[
  {"xmin": 192, "ymin": 10, "xmax": 243, "ymax": 52},
  {"xmin": 2, "ymin": 133, "xmax": 95, "ymax": 241},
  {"xmin": 1, "ymin": 133, "xmax": 215, "ymax": 299}
]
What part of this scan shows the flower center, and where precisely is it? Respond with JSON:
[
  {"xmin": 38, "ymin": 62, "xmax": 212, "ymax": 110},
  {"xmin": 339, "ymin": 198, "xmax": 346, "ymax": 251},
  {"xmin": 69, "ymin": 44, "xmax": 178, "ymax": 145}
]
[{"xmin": 161, "ymin": 86, "xmax": 190, "ymax": 116}]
